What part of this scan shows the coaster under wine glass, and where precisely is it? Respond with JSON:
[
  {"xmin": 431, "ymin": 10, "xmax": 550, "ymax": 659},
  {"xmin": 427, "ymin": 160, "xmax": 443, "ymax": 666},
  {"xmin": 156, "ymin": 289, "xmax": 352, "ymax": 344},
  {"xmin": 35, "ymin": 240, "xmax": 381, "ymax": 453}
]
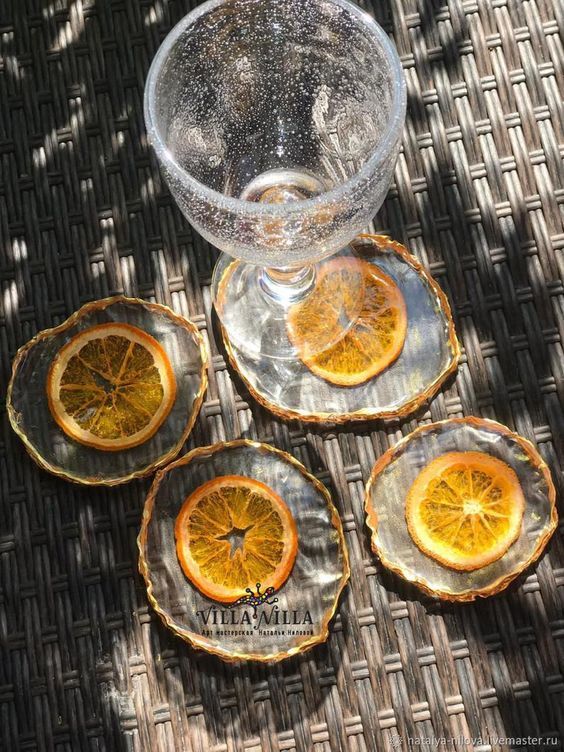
[
  {"xmin": 7, "ymin": 296, "xmax": 208, "ymax": 485},
  {"xmin": 365, "ymin": 417, "xmax": 557, "ymax": 601},
  {"xmin": 221, "ymin": 234, "xmax": 460, "ymax": 423},
  {"xmin": 138, "ymin": 440, "xmax": 350, "ymax": 662}
]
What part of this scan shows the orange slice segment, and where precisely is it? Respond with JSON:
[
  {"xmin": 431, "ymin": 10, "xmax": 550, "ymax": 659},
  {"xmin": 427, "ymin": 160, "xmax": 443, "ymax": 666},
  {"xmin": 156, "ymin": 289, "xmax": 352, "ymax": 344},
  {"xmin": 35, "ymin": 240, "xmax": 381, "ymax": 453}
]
[
  {"xmin": 175, "ymin": 475, "xmax": 298, "ymax": 603},
  {"xmin": 287, "ymin": 258, "xmax": 407, "ymax": 386},
  {"xmin": 47, "ymin": 323, "xmax": 176, "ymax": 451},
  {"xmin": 405, "ymin": 451, "xmax": 525, "ymax": 571}
]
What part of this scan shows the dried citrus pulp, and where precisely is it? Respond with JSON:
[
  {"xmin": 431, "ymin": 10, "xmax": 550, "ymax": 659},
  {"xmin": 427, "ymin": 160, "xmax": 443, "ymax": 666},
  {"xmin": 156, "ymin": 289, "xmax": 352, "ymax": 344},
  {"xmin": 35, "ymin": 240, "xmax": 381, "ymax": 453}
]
[
  {"xmin": 47, "ymin": 323, "xmax": 176, "ymax": 451},
  {"xmin": 286, "ymin": 258, "xmax": 407, "ymax": 386},
  {"xmin": 175, "ymin": 475, "xmax": 298, "ymax": 603},
  {"xmin": 405, "ymin": 451, "xmax": 525, "ymax": 571}
]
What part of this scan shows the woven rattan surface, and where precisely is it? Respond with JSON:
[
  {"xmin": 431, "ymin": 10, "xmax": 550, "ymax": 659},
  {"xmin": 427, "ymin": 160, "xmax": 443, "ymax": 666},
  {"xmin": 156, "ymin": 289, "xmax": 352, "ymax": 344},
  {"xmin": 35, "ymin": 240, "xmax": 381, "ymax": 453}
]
[{"xmin": 1, "ymin": 0, "xmax": 563, "ymax": 750}]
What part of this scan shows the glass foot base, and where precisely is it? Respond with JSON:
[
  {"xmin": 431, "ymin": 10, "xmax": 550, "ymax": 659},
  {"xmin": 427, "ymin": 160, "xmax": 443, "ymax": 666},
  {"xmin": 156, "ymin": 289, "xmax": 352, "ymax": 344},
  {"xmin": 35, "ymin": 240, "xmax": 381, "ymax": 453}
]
[
  {"xmin": 212, "ymin": 249, "xmax": 364, "ymax": 361},
  {"xmin": 220, "ymin": 235, "xmax": 460, "ymax": 423}
]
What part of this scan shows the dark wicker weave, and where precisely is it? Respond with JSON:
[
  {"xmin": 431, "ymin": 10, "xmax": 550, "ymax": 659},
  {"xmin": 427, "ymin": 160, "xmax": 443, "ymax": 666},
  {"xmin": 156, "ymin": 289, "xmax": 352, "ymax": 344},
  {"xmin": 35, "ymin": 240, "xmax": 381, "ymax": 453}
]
[{"xmin": 0, "ymin": 0, "xmax": 562, "ymax": 750}]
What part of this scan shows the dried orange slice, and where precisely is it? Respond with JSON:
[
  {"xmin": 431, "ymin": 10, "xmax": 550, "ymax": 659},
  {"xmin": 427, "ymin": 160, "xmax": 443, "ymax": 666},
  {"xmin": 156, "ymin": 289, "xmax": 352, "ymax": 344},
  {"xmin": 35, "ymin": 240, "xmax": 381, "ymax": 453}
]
[
  {"xmin": 287, "ymin": 258, "xmax": 407, "ymax": 386},
  {"xmin": 47, "ymin": 323, "xmax": 176, "ymax": 451},
  {"xmin": 405, "ymin": 451, "xmax": 525, "ymax": 571},
  {"xmin": 175, "ymin": 475, "xmax": 298, "ymax": 603}
]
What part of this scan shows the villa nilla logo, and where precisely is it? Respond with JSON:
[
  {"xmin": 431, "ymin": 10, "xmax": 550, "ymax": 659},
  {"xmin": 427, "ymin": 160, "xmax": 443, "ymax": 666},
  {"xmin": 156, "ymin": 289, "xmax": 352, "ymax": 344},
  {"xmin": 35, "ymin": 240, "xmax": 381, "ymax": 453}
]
[
  {"xmin": 230, "ymin": 582, "xmax": 279, "ymax": 617},
  {"xmin": 197, "ymin": 583, "xmax": 314, "ymax": 638}
]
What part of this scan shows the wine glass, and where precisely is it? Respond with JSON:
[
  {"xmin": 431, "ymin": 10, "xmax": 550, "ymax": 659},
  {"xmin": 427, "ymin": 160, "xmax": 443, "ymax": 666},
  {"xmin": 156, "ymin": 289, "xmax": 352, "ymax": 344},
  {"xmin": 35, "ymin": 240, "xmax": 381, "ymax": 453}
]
[{"xmin": 145, "ymin": 0, "xmax": 406, "ymax": 374}]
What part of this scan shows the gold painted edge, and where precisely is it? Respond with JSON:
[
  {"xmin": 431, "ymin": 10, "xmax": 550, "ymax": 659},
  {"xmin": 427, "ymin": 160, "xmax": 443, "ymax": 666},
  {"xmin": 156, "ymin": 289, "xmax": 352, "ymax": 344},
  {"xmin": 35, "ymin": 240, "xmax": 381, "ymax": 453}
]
[
  {"xmin": 137, "ymin": 439, "xmax": 350, "ymax": 663},
  {"xmin": 364, "ymin": 416, "xmax": 558, "ymax": 602},
  {"xmin": 6, "ymin": 295, "xmax": 209, "ymax": 486},
  {"xmin": 219, "ymin": 234, "xmax": 461, "ymax": 423}
]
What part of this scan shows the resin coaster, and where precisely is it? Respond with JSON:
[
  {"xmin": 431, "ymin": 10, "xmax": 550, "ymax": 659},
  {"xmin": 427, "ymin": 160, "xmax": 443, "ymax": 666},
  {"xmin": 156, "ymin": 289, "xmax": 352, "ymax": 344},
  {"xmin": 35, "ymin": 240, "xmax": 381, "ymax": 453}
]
[
  {"xmin": 221, "ymin": 234, "xmax": 460, "ymax": 423},
  {"xmin": 7, "ymin": 296, "xmax": 208, "ymax": 485},
  {"xmin": 365, "ymin": 417, "xmax": 557, "ymax": 601},
  {"xmin": 138, "ymin": 440, "xmax": 349, "ymax": 662}
]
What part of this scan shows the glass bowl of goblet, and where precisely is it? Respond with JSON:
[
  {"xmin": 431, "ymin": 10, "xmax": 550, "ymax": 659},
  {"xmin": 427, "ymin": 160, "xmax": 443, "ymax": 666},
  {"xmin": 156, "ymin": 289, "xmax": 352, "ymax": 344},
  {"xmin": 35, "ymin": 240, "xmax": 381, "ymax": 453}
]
[{"xmin": 145, "ymin": 0, "xmax": 406, "ymax": 381}]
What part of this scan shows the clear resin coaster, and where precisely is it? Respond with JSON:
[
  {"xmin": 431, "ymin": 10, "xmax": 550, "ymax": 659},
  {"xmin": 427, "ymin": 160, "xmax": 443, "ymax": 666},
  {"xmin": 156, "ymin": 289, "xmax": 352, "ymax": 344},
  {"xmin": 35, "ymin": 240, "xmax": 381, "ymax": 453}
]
[
  {"xmin": 138, "ymin": 440, "xmax": 350, "ymax": 662},
  {"xmin": 7, "ymin": 297, "xmax": 208, "ymax": 485},
  {"xmin": 221, "ymin": 235, "xmax": 460, "ymax": 423},
  {"xmin": 365, "ymin": 417, "xmax": 557, "ymax": 601}
]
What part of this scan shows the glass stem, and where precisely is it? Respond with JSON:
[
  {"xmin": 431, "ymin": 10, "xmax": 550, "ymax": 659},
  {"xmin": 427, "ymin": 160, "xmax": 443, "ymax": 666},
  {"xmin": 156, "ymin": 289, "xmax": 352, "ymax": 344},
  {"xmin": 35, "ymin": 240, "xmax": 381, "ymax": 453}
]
[{"xmin": 259, "ymin": 265, "xmax": 315, "ymax": 304}]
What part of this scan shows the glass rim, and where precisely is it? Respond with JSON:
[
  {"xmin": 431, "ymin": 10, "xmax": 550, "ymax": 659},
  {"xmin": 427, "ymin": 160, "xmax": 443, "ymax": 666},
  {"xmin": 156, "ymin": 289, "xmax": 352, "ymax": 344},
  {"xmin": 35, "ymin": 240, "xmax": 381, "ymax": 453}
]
[{"xmin": 144, "ymin": 0, "xmax": 407, "ymax": 216}]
